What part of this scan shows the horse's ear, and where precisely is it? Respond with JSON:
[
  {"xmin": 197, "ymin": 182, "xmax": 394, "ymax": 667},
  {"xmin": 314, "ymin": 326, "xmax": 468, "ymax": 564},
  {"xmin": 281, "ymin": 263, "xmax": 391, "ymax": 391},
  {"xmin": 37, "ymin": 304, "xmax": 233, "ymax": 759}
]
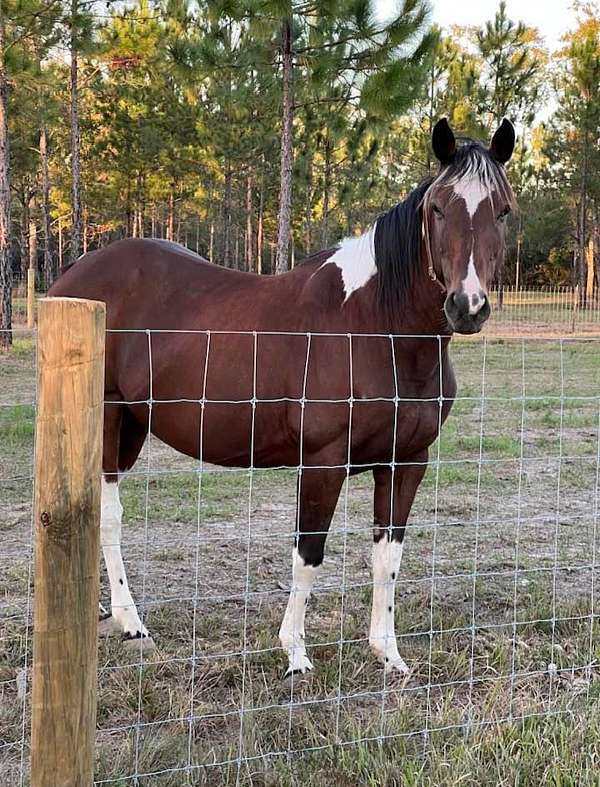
[
  {"xmin": 489, "ymin": 118, "xmax": 515, "ymax": 164},
  {"xmin": 432, "ymin": 118, "xmax": 456, "ymax": 165}
]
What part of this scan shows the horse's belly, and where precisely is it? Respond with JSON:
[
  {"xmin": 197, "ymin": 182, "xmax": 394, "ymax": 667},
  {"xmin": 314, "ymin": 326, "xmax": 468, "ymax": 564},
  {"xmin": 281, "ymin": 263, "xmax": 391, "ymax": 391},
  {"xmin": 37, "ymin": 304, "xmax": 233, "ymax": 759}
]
[{"xmin": 148, "ymin": 400, "xmax": 297, "ymax": 467}]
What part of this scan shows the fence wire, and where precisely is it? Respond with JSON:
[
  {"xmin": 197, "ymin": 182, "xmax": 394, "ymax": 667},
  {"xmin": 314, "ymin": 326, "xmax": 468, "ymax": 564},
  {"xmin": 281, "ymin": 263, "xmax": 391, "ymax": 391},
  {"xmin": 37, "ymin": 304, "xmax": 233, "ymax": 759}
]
[{"xmin": 1, "ymin": 328, "xmax": 600, "ymax": 785}]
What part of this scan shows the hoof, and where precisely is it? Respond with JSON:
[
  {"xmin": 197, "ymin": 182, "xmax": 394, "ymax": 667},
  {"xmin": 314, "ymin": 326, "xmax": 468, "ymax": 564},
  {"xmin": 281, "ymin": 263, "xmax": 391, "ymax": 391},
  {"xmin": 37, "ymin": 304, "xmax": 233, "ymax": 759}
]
[
  {"xmin": 284, "ymin": 654, "xmax": 313, "ymax": 679},
  {"xmin": 121, "ymin": 632, "xmax": 156, "ymax": 653},
  {"xmin": 370, "ymin": 642, "xmax": 410, "ymax": 676},
  {"xmin": 384, "ymin": 660, "xmax": 411, "ymax": 681},
  {"xmin": 284, "ymin": 665, "xmax": 313, "ymax": 681},
  {"xmin": 98, "ymin": 615, "xmax": 121, "ymax": 636},
  {"xmin": 383, "ymin": 657, "xmax": 410, "ymax": 677}
]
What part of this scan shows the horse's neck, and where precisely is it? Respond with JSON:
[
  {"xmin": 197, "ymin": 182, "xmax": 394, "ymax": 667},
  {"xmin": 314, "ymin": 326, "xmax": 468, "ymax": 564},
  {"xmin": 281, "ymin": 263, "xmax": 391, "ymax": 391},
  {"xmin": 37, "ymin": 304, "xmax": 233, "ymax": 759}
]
[{"xmin": 345, "ymin": 273, "xmax": 450, "ymax": 337}]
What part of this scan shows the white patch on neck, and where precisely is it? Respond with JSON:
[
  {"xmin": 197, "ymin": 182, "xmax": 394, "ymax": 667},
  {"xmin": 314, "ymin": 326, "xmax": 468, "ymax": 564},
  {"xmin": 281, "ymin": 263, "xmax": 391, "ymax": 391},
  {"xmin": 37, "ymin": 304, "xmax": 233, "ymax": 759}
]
[
  {"xmin": 321, "ymin": 227, "xmax": 377, "ymax": 302},
  {"xmin": 453, "ymin": 177, "xmax": 489, "ymax": 218},
  {"xmin": 462, "ymin": 253, "xmax": 485, "ymax": 314}
]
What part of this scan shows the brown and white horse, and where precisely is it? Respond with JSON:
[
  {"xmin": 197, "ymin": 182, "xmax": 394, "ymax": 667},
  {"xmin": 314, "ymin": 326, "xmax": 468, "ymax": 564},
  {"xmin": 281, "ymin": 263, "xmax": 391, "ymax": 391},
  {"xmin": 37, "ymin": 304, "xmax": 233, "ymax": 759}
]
[{"xmin": 50, "ymin": 118, "xmax": 515, "ymax": 676}]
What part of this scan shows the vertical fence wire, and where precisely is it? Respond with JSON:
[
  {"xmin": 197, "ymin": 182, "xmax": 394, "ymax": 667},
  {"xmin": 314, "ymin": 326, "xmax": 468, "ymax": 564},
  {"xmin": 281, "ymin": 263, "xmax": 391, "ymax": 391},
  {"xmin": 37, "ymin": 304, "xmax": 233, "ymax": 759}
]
[
  {"xmin": 509, "ymin": 338, "xmax": 527, "ymax": 720},
  {"xmin": 466, "ymin": 336, "xmax": 488, "ymax": 729},
  {"xmin": 187, "ymin": 330, "xmax": 212, "ymax": 778}
]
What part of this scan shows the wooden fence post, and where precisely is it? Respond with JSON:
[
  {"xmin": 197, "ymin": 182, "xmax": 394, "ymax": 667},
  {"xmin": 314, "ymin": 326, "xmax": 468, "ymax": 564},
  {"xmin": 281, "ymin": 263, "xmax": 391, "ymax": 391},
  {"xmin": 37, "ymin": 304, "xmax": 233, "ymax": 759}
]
[
  {"xmin": 27, "ymin": 267, "xmax": 36, "ymax": 329},
  {"xmin": 31, "ymin": 297, "xmax": 106, "ymax": 787}
]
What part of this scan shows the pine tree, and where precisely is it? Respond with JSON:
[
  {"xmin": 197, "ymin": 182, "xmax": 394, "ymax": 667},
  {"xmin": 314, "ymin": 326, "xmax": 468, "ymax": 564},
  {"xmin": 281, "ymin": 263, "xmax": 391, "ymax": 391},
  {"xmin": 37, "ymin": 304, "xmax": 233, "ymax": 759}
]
[{"xmin": 0, "ymin": 9, "xmax": 10, "ymax": 348}]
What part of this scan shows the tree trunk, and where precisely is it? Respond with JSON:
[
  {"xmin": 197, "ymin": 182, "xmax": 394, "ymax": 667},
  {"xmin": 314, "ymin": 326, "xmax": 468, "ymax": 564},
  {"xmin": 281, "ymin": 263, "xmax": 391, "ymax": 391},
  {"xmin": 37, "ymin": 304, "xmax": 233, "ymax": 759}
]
[
  {"xmin": 305, "ymin": 154, "xmax": 313, "ymax": 255},
  {"xmin": 246, "ymin": 173, "xmax": 253, "ymax": 272},
  {"xmin": 0, "ymin": 17, "xmax": 10, "ymax": 347},
  {"xmin": 70, "ymin": 0, "xmax": 82, "ymax": 263},
  {"xmin": 257, "ymin": 163, "xmax": 264, "ymax": 275},
  {"xmin": 29, "ymin": 219, "xmax": 37, "ymax": 272},
  {"xmin": 578, "ymin": 199, "xmax": 587, "ymax": 308},
  {"xmin": 223, "ymin": 163, "xmax": 232, "ymax": 267},
  {"xmin": 209, "ymin": 221, "xmax": 214, "ymax": 262},
  {"xmin": 167, "ymin": 191, "xmax": 174, "ymax": 241},
  {"xmin": 594, "ymin": 202, "xmax": 599, "ymax": 298},
  {"xmin": 137, "ymin": 173, "xmax": 144, "ymax": 238},
  {"xmin": 40, "ymin": 126, "xmax": 54, "ymax": 287},
  {"xmin": 275, "ymin": 17, "xmax": 293, "ymax": 274},
  {"xmin": 58, "ymin": 218, "xmax": 63, "ymax": 270},
  {"xmin": 515, "ymin": 212, "xmax": 523, "ymax": 289},
  {"xmin": 321, "ymin": 136, "xmax": 331, "ymax": 247},
  {"xmin": 586, "ymin": 234, "xmax": 594, "ymax": 303},
  {"xmin": 578, "ymin": 124, "xmax": 589, "ymax": 307},
  {"xmin": 125, "ymin": 176, "xmax": 133, "ymax": 237},
  {"xmin": 20, "ymin": 194, "xmax": 30, "ymax": 281}
]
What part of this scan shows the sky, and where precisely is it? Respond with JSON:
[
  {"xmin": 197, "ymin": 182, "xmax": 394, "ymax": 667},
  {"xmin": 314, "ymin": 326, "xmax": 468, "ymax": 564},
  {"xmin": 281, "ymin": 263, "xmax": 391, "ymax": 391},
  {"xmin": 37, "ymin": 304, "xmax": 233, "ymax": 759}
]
[
  {"xmin": 379, "ymin": 0, "xmax": 579, "ymax": 51},
  {"xmin": 430, "ymin": 0, "xmax": 578, "ymax": 51}
]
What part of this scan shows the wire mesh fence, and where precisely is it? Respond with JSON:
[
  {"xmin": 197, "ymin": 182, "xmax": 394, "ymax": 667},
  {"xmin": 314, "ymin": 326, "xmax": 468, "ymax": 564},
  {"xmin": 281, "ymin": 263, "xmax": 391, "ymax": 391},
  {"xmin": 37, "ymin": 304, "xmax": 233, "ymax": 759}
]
[{"xmin": 1, "ymin": 328, "xmax": 600, "ymax": 785}]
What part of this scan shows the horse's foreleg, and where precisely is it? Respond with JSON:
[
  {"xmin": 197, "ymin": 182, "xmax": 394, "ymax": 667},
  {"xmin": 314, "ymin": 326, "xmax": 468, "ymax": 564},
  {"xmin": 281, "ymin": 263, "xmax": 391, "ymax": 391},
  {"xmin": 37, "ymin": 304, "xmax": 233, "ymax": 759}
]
[
  {"xmin": 100, "ymin": 477, "xmax": 151, "ymax": 644},
  {"xmin": 100, "ymin": 401, "xmax": 151, "ymax": 647},
  {"xmin": 279, "ymin": 467, "xmax": 345, "ymax": 677},
  {"xmin": 370, "ymin": 454, "xmax": 427, "ymax": 674}
]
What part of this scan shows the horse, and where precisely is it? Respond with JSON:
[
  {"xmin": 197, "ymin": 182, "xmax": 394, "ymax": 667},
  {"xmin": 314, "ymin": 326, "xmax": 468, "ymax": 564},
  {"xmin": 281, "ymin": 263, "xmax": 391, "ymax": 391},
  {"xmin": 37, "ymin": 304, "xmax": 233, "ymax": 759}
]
[{"xmin": 49, "ymin": 118, "xmax": 515, "ymax": 677}]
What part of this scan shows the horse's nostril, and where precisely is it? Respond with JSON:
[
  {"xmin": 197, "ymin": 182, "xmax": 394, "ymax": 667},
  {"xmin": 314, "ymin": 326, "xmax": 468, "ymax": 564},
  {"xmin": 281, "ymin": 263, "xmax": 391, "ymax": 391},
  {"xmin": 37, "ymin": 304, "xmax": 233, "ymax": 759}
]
[{"xmin": 468, "ymin": 292, "xmax": 487, "ymax": 315}]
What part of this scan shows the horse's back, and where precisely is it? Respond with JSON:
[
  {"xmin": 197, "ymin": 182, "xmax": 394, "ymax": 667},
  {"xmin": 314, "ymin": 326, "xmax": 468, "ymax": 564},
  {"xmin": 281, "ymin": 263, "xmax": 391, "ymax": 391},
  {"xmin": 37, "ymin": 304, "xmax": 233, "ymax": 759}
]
[{"xmin": 50, "ymin": 238, "xmax": 238, "ymax": 317}]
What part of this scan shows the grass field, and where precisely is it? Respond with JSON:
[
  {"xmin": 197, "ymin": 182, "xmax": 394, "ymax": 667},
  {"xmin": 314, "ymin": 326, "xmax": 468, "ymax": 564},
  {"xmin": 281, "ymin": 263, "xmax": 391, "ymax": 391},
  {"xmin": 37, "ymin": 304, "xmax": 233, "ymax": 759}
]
[{"xmin": 1, "ymin": 333, "xmax": 600, "ymax": 785}]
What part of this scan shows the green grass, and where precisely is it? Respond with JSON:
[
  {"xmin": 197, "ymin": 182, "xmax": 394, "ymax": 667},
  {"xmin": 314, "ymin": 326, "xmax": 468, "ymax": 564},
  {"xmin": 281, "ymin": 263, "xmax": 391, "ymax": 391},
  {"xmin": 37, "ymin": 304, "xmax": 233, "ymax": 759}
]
[{"xmin": 2, "ymin": 334, "xmax": 600, "ymax": 785}]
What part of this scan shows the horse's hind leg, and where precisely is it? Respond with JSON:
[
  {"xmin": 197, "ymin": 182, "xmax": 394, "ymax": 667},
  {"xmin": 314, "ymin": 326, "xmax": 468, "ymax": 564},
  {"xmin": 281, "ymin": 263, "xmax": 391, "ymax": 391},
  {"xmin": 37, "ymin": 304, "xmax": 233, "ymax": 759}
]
[
  {"xmin": 279, "ymin": 467, "xmax": 345, "ymax": 676},
  {"xmin": 369, "ymin": 453, "xmax": 427, "ymax": 674},
  {"xmin": 100, "ymin": 402, "xmax": 152, "ymax": 647}
]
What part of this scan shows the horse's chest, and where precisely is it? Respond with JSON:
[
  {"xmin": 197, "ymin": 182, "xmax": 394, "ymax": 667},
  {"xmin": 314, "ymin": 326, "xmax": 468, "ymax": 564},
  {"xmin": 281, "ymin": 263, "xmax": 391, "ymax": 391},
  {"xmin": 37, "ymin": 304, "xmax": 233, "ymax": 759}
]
[
  {"xmin": 396, "ymin": 399, "xmax": 446, "ymax": 454},
  {"xmin": 352, "ymin": 362, "xmax": 456, "ymax": 462}
]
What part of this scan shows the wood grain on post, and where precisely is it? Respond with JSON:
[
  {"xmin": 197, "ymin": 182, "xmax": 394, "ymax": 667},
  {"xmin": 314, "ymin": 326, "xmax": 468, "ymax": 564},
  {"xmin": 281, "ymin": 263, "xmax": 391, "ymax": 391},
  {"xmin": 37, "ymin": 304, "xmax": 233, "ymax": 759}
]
[
  {"xmin": 31, "ymin": 297, "xmax": 106, "ymax": 787},
  {"xmin": 27, "ymin": 267, "xmax": 35, "ymax": 329}
]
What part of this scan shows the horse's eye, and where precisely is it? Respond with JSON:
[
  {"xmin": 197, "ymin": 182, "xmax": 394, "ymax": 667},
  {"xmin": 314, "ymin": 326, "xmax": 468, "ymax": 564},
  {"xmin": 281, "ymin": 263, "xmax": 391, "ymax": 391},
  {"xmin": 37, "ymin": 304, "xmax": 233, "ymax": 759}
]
[
  {"xmin": 497, "ymin": 207, "xmax": 510, "ymax": 221},
  {"xmin": 432, "ymin": 204, "xmax": 444, "ymax": 218}
]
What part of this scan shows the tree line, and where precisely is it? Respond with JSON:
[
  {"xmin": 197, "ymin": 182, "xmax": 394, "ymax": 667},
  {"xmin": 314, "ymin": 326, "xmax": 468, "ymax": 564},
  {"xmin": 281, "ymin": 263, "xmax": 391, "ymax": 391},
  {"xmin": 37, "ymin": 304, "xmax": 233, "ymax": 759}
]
[{"xmin": 0, "ymin": 0, "xmax": 599, "ymax": 347}]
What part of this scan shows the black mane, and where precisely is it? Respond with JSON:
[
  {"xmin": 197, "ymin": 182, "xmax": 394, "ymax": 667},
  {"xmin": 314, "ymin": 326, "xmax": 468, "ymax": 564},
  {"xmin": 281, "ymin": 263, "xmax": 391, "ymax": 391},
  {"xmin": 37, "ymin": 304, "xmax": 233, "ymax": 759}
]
[{"xmin": 374, "ymin": 178, "xmax": 433, "ymax": 314}]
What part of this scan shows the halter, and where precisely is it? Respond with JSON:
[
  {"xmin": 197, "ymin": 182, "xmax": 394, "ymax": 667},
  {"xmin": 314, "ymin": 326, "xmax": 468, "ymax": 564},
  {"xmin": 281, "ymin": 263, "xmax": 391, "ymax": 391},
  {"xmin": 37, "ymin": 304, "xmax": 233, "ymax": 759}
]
[{"xmin": 421, "ymin": 197, "xmax": 447, "ymax": 294}]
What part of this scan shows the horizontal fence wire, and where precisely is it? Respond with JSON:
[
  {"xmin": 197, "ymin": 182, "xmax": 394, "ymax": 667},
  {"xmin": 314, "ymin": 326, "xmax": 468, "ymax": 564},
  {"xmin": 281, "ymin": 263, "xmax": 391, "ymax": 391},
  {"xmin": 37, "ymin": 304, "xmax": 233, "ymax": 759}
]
[{"xmin": 1, "ymin": 327, "xmax": 600, "ymax": 785}]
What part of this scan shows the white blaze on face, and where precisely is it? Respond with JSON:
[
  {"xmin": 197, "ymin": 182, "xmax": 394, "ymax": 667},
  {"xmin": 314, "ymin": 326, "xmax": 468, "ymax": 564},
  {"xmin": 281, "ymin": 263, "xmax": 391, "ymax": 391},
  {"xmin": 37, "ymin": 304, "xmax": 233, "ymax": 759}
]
[
  {"xmin": 453, "ymin": 176, "xmax": 489, "ymax": 314},
  {"xmin": 462, "ymin": 253, "xmax": 485, "ymax": 315},
  {"xmin": 321, "ymin": 227, "xmax": 377, "ymax": 301},
  {"xmin": 453, "ymin": 176, "xmax": 489, "ymax": 219}
]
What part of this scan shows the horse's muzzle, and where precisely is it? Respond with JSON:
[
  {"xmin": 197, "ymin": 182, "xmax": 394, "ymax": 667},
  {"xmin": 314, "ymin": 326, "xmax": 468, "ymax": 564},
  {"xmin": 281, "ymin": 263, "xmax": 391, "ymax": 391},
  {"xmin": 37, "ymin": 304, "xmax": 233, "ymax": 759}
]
[{"xmin": 444, "ymin": 290, "xmax": 491, "ymax": 335}]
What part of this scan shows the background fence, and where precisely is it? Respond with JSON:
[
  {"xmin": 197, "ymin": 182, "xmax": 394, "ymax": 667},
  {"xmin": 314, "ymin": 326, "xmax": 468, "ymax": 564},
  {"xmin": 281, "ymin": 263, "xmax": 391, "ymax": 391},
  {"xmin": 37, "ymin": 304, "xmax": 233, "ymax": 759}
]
[
  {"xmin": 10, "ymin": 280, "xmax": 600, "ymax": 337},
  {"xmin": 1, "ymin": 315, "xmax": 600, "ymax": 784},
  {"xmin": 488, "ymin": 287, "xmax": 600, "ymax": 334}
]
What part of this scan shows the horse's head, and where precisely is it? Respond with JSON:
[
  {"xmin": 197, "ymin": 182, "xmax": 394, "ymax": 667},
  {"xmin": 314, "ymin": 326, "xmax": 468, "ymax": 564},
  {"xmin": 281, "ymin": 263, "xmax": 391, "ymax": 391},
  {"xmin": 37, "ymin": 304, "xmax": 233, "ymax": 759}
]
[{"xmin": 424, "ymin": 118, "xmax": 516, "ymax": 334}]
